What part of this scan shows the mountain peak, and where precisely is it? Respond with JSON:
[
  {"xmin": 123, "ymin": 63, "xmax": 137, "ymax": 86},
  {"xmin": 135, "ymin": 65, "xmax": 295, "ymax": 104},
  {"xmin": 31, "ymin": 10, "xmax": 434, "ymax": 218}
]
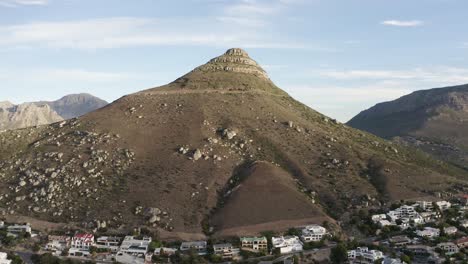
[
  {"xmin": 143, "ymin": 48, "xmax": 286, "ymax": 95},
  {"xmin": 193, "ymin": 48, "xmax": 269, "ymax": 80}
]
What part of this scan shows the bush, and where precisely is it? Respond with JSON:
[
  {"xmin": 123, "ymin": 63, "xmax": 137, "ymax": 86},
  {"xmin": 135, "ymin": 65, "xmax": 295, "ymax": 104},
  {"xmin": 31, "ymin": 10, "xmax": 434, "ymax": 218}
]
[{"xmin": 330, "ymin": 243, "xmax": 348, "ymax": 264}]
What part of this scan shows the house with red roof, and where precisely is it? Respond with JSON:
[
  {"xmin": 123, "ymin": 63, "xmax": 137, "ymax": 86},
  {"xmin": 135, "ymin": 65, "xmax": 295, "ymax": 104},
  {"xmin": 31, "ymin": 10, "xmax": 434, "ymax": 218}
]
[{"xmin": 69, "ymin": 233, "xmax": 95, "ymax": 257}]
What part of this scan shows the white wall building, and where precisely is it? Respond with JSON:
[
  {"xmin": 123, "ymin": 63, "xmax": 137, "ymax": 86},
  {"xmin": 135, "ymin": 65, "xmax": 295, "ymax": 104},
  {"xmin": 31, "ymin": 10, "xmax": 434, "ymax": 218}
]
[
  {"xmin": 71, "ymin": 233, "xmax": 95, "ymax": 250},
  {"xmin": 387, "ymin": 205, "xmax": 423, "ymax": 225},
  {"xmin": 415, "ymin": 201, "xmax": 434, "ymax": 211},
  {"xmin": 180, "ymin": 241, "xmax": 207, "ymax": 255},
  {"xmin": 272, "ymin": 236, "xmax": 303, "ymax": 254},
  {"xmin": 119, "ymin": 236, "xmax": 152, "ymax": 255},
  {"xmin": 46, "ymin": 235, "xmax": 70, "ymax": 252},
  {"xmin": 416, "ymin": 227, "xmax": 440, "ymax": 238},
  {"xmin": 0, "ymin": 252, "xmax": 11, "ymax": 264},
  {"xmin": 6, "ymin": 224, "xmax": 31, "ymax": 235},
  {"xmin": 300, "ymin": 225, "xmax": 327, "ymax": 242},
  {"xmin": 436, "ymin": 201, "xmax": 451, "ymax": 211},
  {"xmin": 348, "ymin": 247, "xmax": 384, "ymax": 264},
  {"xmin": 96, "ymin": 236, "xmax": 122, "ymax": 252}
]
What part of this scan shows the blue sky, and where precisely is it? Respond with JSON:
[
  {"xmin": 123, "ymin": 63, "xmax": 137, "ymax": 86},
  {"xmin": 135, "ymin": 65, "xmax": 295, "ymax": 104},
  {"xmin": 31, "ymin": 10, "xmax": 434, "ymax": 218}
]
[{"xmin": 1, "ymin": 0, "xmax": 468, "ymax": 121}]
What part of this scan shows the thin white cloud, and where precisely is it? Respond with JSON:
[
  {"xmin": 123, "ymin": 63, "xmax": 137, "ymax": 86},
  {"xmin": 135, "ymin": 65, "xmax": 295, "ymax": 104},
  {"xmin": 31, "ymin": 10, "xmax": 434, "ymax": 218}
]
[
  {"xmin": 381, "ymin": 20, "xmax": 424, "ymax": 27},
  {"xmin": 0, "ymin": 17, "xmax": 323, "ymax": 50},
  {"xmin": 317, "ymin": 67, "xmax": 468, "ymax": 84},
  {"xmin": 0, "ymin": 0, "xmax": 48, "ymax": 7}
]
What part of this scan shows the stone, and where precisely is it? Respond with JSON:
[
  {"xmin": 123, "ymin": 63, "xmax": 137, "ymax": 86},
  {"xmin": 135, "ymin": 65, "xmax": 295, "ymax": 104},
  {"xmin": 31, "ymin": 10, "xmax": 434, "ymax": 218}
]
[{"xmin": 193, "ymin": 149, "xmax": 202, "ymax": 161}]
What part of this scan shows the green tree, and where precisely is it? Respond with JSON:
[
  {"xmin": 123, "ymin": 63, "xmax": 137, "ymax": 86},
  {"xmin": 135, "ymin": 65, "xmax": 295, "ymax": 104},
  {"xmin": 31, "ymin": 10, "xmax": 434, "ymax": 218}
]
[{"xmin": 330, "ymin": 243, "xmax": 348, "ymax": 264}]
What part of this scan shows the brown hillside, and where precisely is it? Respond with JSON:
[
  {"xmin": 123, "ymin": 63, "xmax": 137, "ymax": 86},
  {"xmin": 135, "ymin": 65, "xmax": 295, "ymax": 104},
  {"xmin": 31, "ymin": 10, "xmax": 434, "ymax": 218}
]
[{"xmin": 0, "ymin": 49, "xmax": 466, "ymax": 239}]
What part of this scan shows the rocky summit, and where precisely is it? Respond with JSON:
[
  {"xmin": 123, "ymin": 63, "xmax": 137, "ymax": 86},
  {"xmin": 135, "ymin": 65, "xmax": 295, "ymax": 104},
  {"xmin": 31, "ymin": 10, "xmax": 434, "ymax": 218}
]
[{"xmin": 0, "ymin": 49, "xmax": 467, "ymax": 240}]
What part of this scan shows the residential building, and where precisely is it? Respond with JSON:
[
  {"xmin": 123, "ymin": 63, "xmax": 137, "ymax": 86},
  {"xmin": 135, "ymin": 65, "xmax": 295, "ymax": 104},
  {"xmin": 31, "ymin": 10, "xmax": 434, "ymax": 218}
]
[
  {"xmin": 388, "ymin": 236, "xmax": 412, "ymax": 247},
  {"xmin": 300, "ymin": 225, "xmax": 327, "ymax": 242},
  {"xmin": 455, "ymin": 237, "xmax": 468, "ymax": 248},
  {"xmin": 371, "ymin": 214, "xmax": 387, "ymax": 223},
  {"xmin": 416, "ymin": 201, "xmax": 434, "ymax": 211},
  {"xmin": 96, "ymin": 236, "xmax": 122, "ymax": 252},
  {"xmin": 180, "ymin": 241, "xmax": 207, "ymax": 255},
  {"xmin": 6, "ymin": 224, "xmax": 31, "ymax": 235},
  {"xmin": 213, "ymin": 243, "xmax": 240, "ymax": 260},
  {"xmin": 119, "ymin": 236, "xmax": 152, "ymax": 255},
  {"xmin": 0, "ymin": 221, "xmax": 4, "ymax": 228},
  {"xmin": 406, "ymin": 245, "xmax": 443, "ymax": 264},
  {"xmin": 46, "ymin": 235, "xmax": 70, "ymax": 252},
  {"xmin": 387, "ymin": 205, "xmax": 423, "ymax": 225},
  {"xmin": 271, "ymin": 236, "xmax": 303, "ymax": 254},
  {"xmin": 71, "ymin": 233, "xmax": 95, "ymax": 250},
  {"xmin": 420, "ymin": 211, "xmax": 441, "ymax": 223},
  {"xmin": 460, "ymin": 219, "xmax": 468, "ymax": 228},
  {"xmin": 443, "ymin": 226, "xmax": 457, "ymax": 235},
  {"xmin": 378, "ymin": 220, "xmax": 393, "ymax": 227},
  {"xmin": 436, "ymin": 242, "xmax": 459, "ymax": 255},
  {"xmin": 0, "ymin": 252, "xmax": 11, "ymax": 264},
  {"xmin": 154, "ymin": 247, "xmax": 177, "ymax": 256},
  {"xmin": 241, "ymin": 237, "xmax": 268, "ymax": 252},
  {"xmin": 435, "ymin": 201, "xmax": 451, "ymax": 211},
  {"xmin": 416, "ymin": 227, "xmax": 440, "ymax": 238},
  {"xmin": 347, "ymin": 247, "xmax": 384, "ymax": 264}
]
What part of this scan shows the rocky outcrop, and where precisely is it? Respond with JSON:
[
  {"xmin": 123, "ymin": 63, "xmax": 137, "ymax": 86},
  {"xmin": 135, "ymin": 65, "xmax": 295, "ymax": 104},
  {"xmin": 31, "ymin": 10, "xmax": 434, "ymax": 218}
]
[{"xmin": 194, "ymin": 48, "xmax": 270, "ymax": 80}]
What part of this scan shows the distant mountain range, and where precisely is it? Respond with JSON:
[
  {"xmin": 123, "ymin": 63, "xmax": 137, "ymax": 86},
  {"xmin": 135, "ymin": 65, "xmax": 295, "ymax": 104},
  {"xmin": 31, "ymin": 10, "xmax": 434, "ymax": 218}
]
[
  {"xmin": 348, "ymin": 84, "xmax": 468, "ymax": 169},
  {"xmin": 0, "ymin": 93, "xmax": 108, "ymax": 131}
]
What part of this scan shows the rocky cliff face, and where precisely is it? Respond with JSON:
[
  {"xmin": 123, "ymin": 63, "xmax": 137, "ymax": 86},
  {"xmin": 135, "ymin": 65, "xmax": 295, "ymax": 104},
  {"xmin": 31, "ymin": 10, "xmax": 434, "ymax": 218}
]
[
  {"xmin": 348, "ymin": 84, "xmax": 468, "ymax": 169},
  {"xmin": 0, "ymin": 103, "xmax": 63, "ymax": 131},
  {"xmin": 0, "ymin": 94, "xmax": 108, "ymax": 131}
]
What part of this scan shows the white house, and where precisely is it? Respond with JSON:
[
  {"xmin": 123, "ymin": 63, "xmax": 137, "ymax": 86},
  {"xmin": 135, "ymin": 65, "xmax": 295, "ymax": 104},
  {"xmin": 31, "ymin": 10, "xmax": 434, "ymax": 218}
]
[
  {"xmin": 444, "ymin": 226, "xmax": 458, "ymax": 235},
  {"xmin": 0, "ymin": 221, "xmax": 4, "ymax": 228},
  {"xmin": 436, "ymin": 201, "xmax": 451, "ymax": 211},
  {"xmin": 416, "ymin": 227, "xmax": 440, "ymax": 238},
  {"xmin": 460, "ymin": 219, "xmax": 468, "ymax": 228},
  {"xmin": 6, "ymin": 224, "xmax": 31, "ymax": 236},
  {"xmin": 69, "ymin": 233, "xmax": 94, "ymax": 257},
  {"xmin": 300, "ymin": 225, "xmax": 327, "ymax": 242},
  {"xmin": 119, "ymin": 236, "xmax": 152, "ymax": 255},
  {"xmin": 347, "ymin": 247, "xmax": 384, "ymax": 264},
  {"xmin": 437, "ymin": 242, "xmax": 459, "ymax": 255},
  {"xmin": 387, "ymin": 205, "xmax": 423, "ymax": 225},
  {"xmin": 371, "ymin": 214, "xmax": 387, "ymax": 223},
  {"xmin": 415, "ymin": 201, "xmax": 434, "ymax": 211},
  {"xmin": 213, "ymin": 243, "xmax": 240, "ymax": 260},
  {"xmin": 0, "ymin": 252, "xmax": 11, "ymax": 264},
  {"xmin": 272, "ymin": 236, "xmax": 303, "ymax": 254},
  {"xmin": 46, "ymin": 235, "xmax": 70, "ymax": 252},
  {"xmin": 180, "ymin": 241, "xmax": 207, "ymax": 255},
  {"xmin": 71, "ymin": 233, "xmax": 94, "ymax": 250},
  {"xmin": 96, "ymin": 236, "xmax": 122, "ymax": 252},
  {"xmin": 420, "ymin": 211, "xmax": 441, "ymax": 223}
]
